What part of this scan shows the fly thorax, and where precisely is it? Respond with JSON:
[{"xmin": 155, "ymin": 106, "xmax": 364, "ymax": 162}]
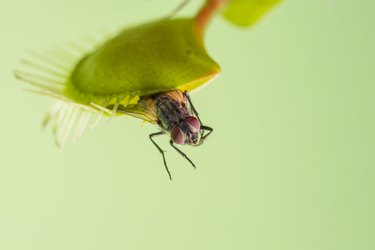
[{"xmin": 155, "ymin": 97, "xmax": 190, "ymax": 131}]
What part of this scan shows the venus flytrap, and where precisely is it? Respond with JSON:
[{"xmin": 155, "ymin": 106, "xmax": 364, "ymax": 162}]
[{"xmin": 16, "ymin": 0, "xmax": 281, "ymax": 179}]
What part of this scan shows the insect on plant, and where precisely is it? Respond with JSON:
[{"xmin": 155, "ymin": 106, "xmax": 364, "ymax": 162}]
[
  {"xmin": 16, "ymin": 0, "xmax": 281, "ymax": 179},
  {"xmin": 125, "ymin": 89, "xmax": 214, "ymax": 179}
]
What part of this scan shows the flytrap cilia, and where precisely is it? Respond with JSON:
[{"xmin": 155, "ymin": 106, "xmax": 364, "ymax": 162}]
[{"xmin": 16, "ymin": 0, "xmax": 281, "ymax": 179}]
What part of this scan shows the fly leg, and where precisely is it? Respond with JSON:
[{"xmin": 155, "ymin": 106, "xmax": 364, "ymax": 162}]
[
  {"xmin": 149, "ymin": 132, "xmax": 172, "ymax": 180},
  {"xmin": 199, "ymin": 125, "xmax": 213, "ymax": 144},
  {"xmin": 183, "ymin": 91, "xmax": 202, "ymax": 123},
  {"xmin": 169, "ymin": 140, "xmax": 196, "ymax": 169},
  {"xmin": 184, "ymin": 91, "xmax": 214, "ymax": 143}
]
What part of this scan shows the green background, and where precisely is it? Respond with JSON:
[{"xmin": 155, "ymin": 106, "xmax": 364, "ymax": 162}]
[{"xmin": 1, "ymin": 0, "xmax": 374, "ymax": 249}]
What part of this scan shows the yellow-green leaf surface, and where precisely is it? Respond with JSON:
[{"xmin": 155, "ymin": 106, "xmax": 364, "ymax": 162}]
[
  {"xmin": 65, "ymin": 18, "xmax": 220, "ymax": 106},
  {"xmin": 222, "ymin": 0, "xmax": 282, "ymax": 27}
]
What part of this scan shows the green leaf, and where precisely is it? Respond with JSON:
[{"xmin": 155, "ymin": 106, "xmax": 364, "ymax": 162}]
[
  {"xmin": 65, "ymin": 18, "xmax": 220, "ymax": 106},
  {"xmin": 222, "ymin": 0, "xmax": 282, "ymax": 27}
]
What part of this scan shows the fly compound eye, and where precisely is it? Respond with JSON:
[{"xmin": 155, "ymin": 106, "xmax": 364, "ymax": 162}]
[
  {"xmin": 171, "ymin": 126, "xmax": 186, "ymax": 144},
  {"xmin": 185, "ymin": 116, "xmax": 200, "ymax": 132}
]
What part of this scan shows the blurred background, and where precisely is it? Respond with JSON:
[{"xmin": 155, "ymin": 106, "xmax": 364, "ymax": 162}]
[{"xmin": 1, "ymin": 0, "xmax": 374, "ymax": 249}]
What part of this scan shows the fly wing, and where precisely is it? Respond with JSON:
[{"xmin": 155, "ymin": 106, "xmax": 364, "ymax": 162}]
[{"xmin": 115, "ymin": 99, "xmax": 158, "ymax": 125}]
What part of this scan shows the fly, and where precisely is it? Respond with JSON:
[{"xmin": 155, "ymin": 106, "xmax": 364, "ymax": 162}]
[{"xmin": 114, "ymin": 89, "xmax": 213, "ymax": 180}]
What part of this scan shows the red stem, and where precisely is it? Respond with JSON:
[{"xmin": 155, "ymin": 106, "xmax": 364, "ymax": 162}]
[{"xmin": 194, "ymin": 0, "xmax": 228, "ymax": 36}]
